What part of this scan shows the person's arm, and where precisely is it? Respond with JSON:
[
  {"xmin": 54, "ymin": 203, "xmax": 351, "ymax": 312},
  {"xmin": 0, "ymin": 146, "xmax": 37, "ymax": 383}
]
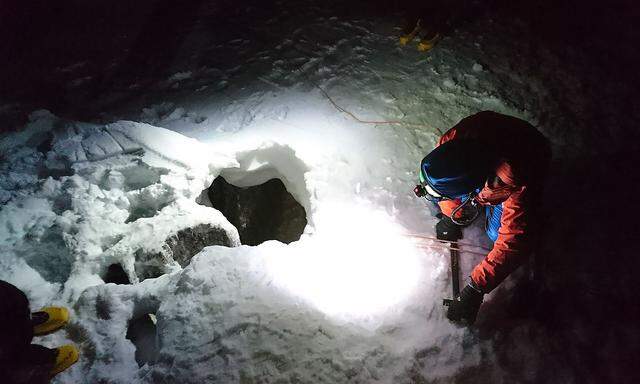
[{"xmin": 471, "ymin": 186, "xmax": 532, "ymax": 292}]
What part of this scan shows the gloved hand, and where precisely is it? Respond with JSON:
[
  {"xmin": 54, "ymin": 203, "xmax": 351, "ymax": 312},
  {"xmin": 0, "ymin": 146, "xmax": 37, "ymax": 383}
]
[
  {"xmin": 446, "ymin": 281, "xmax": 484, "ymax": 324},
  {"xmin": 435, "ymin": 216, "xmax": 462, "ymax": 241}
]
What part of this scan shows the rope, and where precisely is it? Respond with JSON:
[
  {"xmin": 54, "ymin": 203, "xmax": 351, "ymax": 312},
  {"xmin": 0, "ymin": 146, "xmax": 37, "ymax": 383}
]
[
  {"xmin": 279, "ymin": 31, "xmax": 443, "ymax": 133},
  {"xmin": 402, "ymin": 233, "xmax": 492, "ymax": 252},
  {"xmin": 413, "ymin": 243, "xmax": 487, "ymax": 257},
  {"xmin": 315, "ymin": 84, "xmax": 442, "ymax": 133}
]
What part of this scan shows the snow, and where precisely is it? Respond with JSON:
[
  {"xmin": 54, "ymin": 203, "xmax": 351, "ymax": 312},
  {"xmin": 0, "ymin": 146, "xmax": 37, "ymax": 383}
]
[
  {"xmin": 167, "ymin": 71, "xmax": 193, "ymax": 82},
  {"xmin": 0, "ymin": 2, "xmax": 632, "ymax": 383},
  {"xmin": 1, "ymin": 109, "xmax": 469, "ymax": 382}
]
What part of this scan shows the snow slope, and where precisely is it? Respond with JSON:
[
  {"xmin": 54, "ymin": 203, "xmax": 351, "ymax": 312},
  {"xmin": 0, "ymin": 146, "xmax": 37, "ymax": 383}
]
[{"xmin": 1, "ymin": 1, "xmax": 635, "ymax": 383}]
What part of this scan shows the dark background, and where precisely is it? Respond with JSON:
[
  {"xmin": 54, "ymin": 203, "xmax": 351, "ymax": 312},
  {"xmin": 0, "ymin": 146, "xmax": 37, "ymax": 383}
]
[{"xmin": 1, "ymin": 0, "xmax": 638, "ymax": 129}]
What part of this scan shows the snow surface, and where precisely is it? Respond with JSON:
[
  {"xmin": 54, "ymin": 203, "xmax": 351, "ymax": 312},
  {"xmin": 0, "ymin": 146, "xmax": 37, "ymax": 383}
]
[
  {"xmin": 2, "ymin": 2, "xmax": 630, "ymax": 383},
  {"xmin": 2, "ymin": 100, "xmax": 474, "ymax": 382}
]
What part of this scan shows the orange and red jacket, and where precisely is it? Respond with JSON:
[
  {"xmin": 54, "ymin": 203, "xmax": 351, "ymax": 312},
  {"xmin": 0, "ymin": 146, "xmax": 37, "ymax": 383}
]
[{"xmin": 437, "ymin": 111, "xmax": 550, "ymax": 293}]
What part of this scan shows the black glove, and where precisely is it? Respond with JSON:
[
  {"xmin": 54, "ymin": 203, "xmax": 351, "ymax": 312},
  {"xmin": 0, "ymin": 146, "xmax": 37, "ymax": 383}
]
[
  {"xmin": 435, "ymin": 216, "xmax": 462, "ymax": 241},
  {"xmin": 446, "ymin": 281, "xmax": 484, "ymax": 324}
]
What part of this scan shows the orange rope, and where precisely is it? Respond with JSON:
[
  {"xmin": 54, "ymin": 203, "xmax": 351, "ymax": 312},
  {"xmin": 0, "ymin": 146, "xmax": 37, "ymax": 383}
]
[
  {"xmin": 286, "ymin": 53, "xmax": 440, "ymax": 132},
  {"xmin": 315, "ymin": 85, "xmax": 444, "ymax": 134}
]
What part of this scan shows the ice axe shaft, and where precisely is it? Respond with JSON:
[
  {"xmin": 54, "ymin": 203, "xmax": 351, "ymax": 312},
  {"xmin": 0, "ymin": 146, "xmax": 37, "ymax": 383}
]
[{"xmin": 443, "ymin": 241, "xmax": 460, "ymax": 306}]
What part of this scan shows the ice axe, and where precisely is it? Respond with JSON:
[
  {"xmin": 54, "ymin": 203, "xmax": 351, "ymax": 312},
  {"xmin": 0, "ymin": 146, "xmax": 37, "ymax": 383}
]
[{"xmin": 442, "ymin": 241, "xmax": 460, "ymax": 307}]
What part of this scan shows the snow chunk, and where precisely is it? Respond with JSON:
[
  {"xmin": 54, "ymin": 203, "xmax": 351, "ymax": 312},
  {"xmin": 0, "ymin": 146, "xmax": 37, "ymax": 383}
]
[
  {"xmin": 81, "ymin": 130, "xmax": 124, "ymax": 160},
  {"xmin": 107, "ymin": 121, "xmax": 226, "ymax": 171},
  {"xmin": 167, "ymin": 71, "xmax": 192, "ymax": 82},
  {"xmin": 443, "ymin": 79, "xmax": 456, "ymax": 88}
]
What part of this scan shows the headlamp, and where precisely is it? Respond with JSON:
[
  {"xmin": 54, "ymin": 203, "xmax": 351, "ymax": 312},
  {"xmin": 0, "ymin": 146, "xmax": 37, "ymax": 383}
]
[{"xmin": 413, "ymin": 181, "xmax": 446, "ymax": 202}]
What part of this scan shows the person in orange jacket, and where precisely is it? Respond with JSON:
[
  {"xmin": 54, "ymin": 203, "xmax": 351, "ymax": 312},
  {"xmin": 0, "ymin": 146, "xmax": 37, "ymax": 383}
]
[{"xmin": 414, "ymin": 111, "xmax": 550, "ymax": 324}]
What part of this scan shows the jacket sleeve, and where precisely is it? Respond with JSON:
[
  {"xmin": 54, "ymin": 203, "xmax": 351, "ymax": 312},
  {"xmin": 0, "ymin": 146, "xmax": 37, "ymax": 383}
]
[{"xmin": 471, "ymin": 186, "xmax": 532, "ymax": 292}]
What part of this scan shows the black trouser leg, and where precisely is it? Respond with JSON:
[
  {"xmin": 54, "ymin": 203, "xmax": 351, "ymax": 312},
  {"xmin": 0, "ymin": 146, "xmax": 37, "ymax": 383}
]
[
  {"xmin": 9, "ymin": 345, "xmax": 56, "ymax": 384},
  {"xmin": 0, "ymin": 281, "xmax": 55, "ymax": 384},
  {"xmin": 0, "ymin": 280, "xmax": 34, "ymax": 354}
]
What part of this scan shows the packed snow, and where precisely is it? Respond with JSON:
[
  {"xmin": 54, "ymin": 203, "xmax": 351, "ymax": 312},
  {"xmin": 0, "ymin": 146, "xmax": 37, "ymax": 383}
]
[{"xmin": 2, "ymin": 2, "xmax": 633, "ymax": 383}]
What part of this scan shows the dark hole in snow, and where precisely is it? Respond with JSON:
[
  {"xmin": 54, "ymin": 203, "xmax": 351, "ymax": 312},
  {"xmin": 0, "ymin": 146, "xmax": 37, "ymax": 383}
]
[
  {"xmin": 126, "ymin": 314, "xmax": 159, "ymax": 367},
  {"xmin": 103, "ymin": 263, "xmax": 130, "ymax": 285},
  {"xmin": 206, "ymin": 176, "xmax": 307, "ymax": 246}
]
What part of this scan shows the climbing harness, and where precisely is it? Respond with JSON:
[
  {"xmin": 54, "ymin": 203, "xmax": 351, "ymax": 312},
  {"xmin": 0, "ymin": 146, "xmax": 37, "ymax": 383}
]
[
  {"xmin": 449, "ymin": 192, "xmax": 481, "ymax": 226},
  {"xmin": 414, "ymin": 178, "xmax": 481, "ymax": 226}
]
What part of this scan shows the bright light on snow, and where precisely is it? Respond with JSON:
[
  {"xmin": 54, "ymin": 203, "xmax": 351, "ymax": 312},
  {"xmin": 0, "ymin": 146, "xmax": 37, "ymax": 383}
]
[{"xmin": 265, "ymin": 202, "xmax": 423, "ymax": 320}]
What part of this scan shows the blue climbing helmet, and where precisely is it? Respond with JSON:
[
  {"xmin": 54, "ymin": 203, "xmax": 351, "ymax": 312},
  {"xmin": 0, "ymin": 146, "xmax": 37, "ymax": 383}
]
[{"xmin": 419, "ymin": 139, "xmax": 495, "ymax": 200}]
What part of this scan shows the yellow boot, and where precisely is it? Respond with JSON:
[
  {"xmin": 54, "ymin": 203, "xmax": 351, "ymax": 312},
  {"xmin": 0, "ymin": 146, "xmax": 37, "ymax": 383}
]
[
  {"xmin": 399, "ymin": 19, "xmax": 422, "ymax": 46},
  {"xmin": 50, "ymin": 345, "xmax": 79, "ymax": 376},
  {"xmin": 417, "ymin": 32, "xmax": 441, "ymax": 52},
  {"xmin": 32, "ymin": 307, "xmax": 69, "ymax": 336}
]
